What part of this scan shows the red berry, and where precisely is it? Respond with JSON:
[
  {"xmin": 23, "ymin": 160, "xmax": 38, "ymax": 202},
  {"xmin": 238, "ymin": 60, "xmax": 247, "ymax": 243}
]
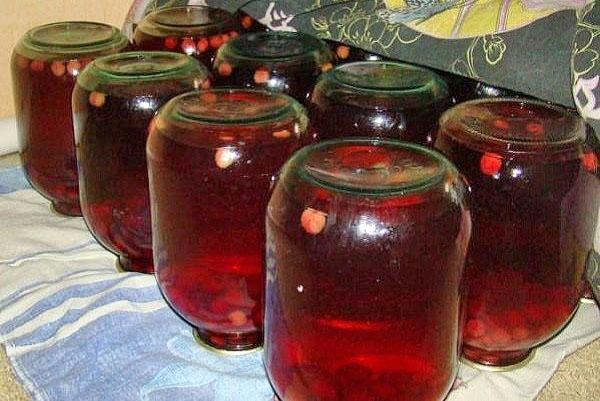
[
  {"xmin": 30, "ymin": 59, "xmax": 45, "ymax": 72},
  {"xmin": 164, "ymin": 36, "xmax": 178, "ymax": 50},
  {"xmin": 480, "ymin": 152, "xmax": 502, "ymax": 176},
  {"xmin": 88, "ymin": 91, "xmax": 106, "ymax": 108},
  {"xmin": 254, "ymin": 68, "xmax": 270, "ymax": 84},
  {"xmin": 197, "ymin": 37, "xmax": 209, "ymax": 53},
  {"xmin": 336, "ymin": 45, "xmax": 350, "ymax": 60},
  {"xmin": 218, "ymin": 62, "xmax": 233, "ymax": 77},
  {"xmin": 301, "ymin": 208, "xmax": 327, "ymax": 235},
  {"xmin": 273, "ymin": 129, "xmax": 292, "ymax": 139},
  {"xmin": 492, "ymin": 119, "xmax": 510, "ymax": 130},
  {"xmin": 50, "ymin": 61, "xmax": 66, "ymax": 77},
  {"xmin": 582, "ymin": 152, "xmax": 598, "ymax": 173},
  {"xmin": 241, "ymin": 15, "xmax": 253, "ymax": 29},
  {"xmin": 181, "ymin": 37, "xmax": 196, "ymax": 54},
  {"xmin": 526, "ymin": 122, "xmax": 544, "ymax": 136},
  {"xmin": 67, "ymin": 60, "xmax": 82, "ymax": 76},
  {"xmin": 209, "ymin": 35, "xmax": 223, "ymax": 49}
]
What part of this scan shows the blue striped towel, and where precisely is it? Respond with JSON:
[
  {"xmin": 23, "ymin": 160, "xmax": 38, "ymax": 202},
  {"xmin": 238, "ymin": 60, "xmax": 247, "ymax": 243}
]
[{"xmin": 0, "ymin": 165, "xmax": 599, "ymax": 401}]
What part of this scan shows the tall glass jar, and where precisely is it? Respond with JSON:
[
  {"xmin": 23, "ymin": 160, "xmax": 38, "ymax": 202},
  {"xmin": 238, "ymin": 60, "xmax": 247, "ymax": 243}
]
[
  {"xmin": 213, "ymin": 31, "xmax": 333, "ymax": 102},
  {"xmin": 307, "ymin": 61, "xmax": 451, "ymax": 145},
  {"xmin": 11, "ymin": 22, "xmax": 128, "ymax": 216},
  {"xmin": 73, "ymin": 52, "xmax": 209, "ymax": 274},
  {"xmin": 132, "ymin": 5, "xmax": 239, "ymax": 69},
  {"xmin": 435, "ymin": 98, "xmax": 600, "ymax": 368},
  {"xmin": 147, "ymin": 89, "xmax": 308, "ymax": 351},
  {"xmin": 266, "ymin": 139, "xmax": 470, "ymax": 401}
]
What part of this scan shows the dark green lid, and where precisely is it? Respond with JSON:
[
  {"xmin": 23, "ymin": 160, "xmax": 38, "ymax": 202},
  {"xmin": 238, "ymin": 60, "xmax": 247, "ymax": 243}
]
[
  {"xmin": 290, "ymin": 138, "xmax": 453, "ymax": 197},
  {"xmin": 318, "ymin": 61, "xmax": 449, "ymax": 108},
  {"xmin": 217, "ymin": 31, "xmax": 332, "ymax": 66},
  {"xmin": 136, "ymin": 6, "xmax": 237, "ymax": 37},
  {"xmin": 77, "ymin": 51, "xmax": 209, "ymax": 90},
  {"xmin": 16, "ymin": 21, "xmax": 128, "ymax": 60}
]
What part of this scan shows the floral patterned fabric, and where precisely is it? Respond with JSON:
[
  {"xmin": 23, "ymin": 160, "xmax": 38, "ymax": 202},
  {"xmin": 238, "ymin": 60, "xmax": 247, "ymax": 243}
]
[{"xmin": 124, "ymin": 0, "xmax": 600, "ymax": 135}]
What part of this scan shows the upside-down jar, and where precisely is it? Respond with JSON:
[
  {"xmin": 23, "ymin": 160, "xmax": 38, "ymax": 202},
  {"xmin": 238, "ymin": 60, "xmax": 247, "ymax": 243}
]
[
  {"xmin": 435, "ymin": 98, "xmax": 600, "ymax": 367},
  {"xmin": 73, "ymin": 51, "xmax": 209, "ymax": 273},
  {"xmin": 213, "ymin": 31, "xmax": 333, "ymax": 102},
  {"xmin": 307, "ymin": 61, "xmax": 451, "ymax": 145},
  {"xmin": 11, "ymin": 22, "xmax": 128, "ymax": 215},
  {"xmin": 132, "ymin": 5, "xmax": 239, "ymax": 69},
  {"xmin": 266, "ymin": 138, "xmax": 471, "ymax": 400},
  {"xmin": 147, "ymin": 89, "xmax": 308, "ymax": 351}
]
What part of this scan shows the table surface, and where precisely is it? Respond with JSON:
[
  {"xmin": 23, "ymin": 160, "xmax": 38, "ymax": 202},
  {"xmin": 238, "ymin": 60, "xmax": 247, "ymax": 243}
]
[{"xmin": 0, "ymin": 153, "xmax": 598, "ymax": 401}]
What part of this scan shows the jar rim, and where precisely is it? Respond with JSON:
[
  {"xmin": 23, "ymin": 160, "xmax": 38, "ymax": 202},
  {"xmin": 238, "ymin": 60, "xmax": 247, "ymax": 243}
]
[
  {"xmin": 138, "ymin": 5, "xmax": 236, "ymax": 36},
  {"xmin": 291, "ymin": 138, "xmax": 454, "ymax": 197},
  {"xmin": 439, "ymin": 97, "xmax": 586, "ymax": 155},
  {"xmin": 19, "ymin": 21, "xmax": 128, "ymax": 57},
  {"xmin": 330, "ymin": 61, "xmax": 444, "ymax": 95},
  {"xmin": 219, "ymin": 31, "xmax": 331, "ymax": 64},
  {"xmin": 85, "ymin": 51, "xmax": 208, "ymax": 82},
  {"xmin": 167, "ymin": 88, "xmax": 301, "ymax": 125}
]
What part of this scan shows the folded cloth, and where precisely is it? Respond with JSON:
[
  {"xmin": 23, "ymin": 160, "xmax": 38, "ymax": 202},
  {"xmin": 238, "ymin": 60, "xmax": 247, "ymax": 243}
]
[
  {"xmin": 0, "ymin": 165, "xmax": 599, "ymax": 401},
  {"xmin": 0, "ymin": 118, "xmax": 18, "ymax": 157}
]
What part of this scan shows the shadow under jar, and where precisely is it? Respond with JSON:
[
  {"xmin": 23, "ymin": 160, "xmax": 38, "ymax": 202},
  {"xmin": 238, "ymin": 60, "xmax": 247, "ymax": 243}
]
[
  {"xmin": 213, "ymin": 31, "xmax": 333, "ymax": 102},
  {"xmin": 11, "ymin": 22, "xmax": 128, "ymax": 216},
  {"xmin": 307, "ymin": 61, "xmax": 451, "ymax": 145},
  {"xmin": 132, "ymin": 5, "xmax": 239, "ymax": 69},
  {"xmin": 265, "ymin": 139, "xmax": 471, "ymax": 401},
  {"xmin": 73, "ymin": 52, "xmax": 209, "ymax": 274},
  {"xmin": 147, "ymin": 89, "xmax": 309, "ymax": 352},
  {"xmin": 435, "ymin": 98, "xmax": 600, "ymax": 368}
]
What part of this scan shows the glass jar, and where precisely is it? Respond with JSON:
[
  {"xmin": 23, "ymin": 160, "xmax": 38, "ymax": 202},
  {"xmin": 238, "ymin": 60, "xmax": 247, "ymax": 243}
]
[
  {"xmin": 435, "ymin": 98, "xmax": 600, "ymax": 368},
  {"xmin": 11, "ymin": 22, "xmax": 128, "ymax": 216},
  {"xmin": 132, "ymin": 5, "xmax": 239, "ymax": 69},
  {"xmin": 73, "ymin": 52, "xmax": 209, "ymax": 274},
  {"xmin": 213, "ymin": 31, "xmax": 333, "ymax": 102},
  {"xmin": 147, "ymin": 89, "xmax": 308, "ymax": 351},
  {"xmin": 307, "ymin": 61, "xmax": 451, "ymax": 145},
  {"xmin": 265, "ymin": 139, "xmax": 470, "ymax": 401}
]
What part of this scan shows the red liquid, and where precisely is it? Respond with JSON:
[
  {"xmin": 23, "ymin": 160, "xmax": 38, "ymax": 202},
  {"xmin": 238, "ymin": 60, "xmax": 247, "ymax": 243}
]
[
  {"xmin": 11, "ymin": 55, "xmax": 92, "ymax": 215},
  {"xmin": 265, "ymin": 141, "xmax": 470, "ymax": 401},
  {"xmin": 147, "ymin": 91, "xmax": 306, "ymax": 350},
  {"xmin": 436, "ymin": 100, "xmax": 600, "ymax": 366},
  {"xmin": 73, "ymin": 82, "xmax": 193, "ymax": 274}
]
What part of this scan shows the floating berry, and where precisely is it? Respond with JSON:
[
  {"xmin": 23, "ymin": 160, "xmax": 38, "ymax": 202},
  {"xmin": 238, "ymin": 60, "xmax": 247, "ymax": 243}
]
[
  {"xmin": 16, "ymin": 55, "xmax": 30, "ymax": 69},
  {"xmin": 218, "ymin": 62, "xmax": 233, "ymax": 77},
  {"xmin": 221, "ymin": 33, "xmax": 230, "ymax": 43},
  {"xmin": 492, "ymin": 119, "xmax": 509, "ymax": 130},
  {"xmin": 229, "ymin": 31, "xmax": 239, "ymax": 39},
  {"xmin": 209, "ymin": 35, "xmax": 223, "ymax": 49},
  {"xmin": 164, "ymin": 36, "xmax": 178, "ymax": 50},
  {"xmin": 336, "ymin": 45, "xmax": 350, "ymax": 60},
  {"xmin": 273, "ymin": 129, "xmax": 292, "ymax": 139},
  {"xmin": 50, "ymin": 61, "xmax": 66, "ymax": 77},
  {"xmin": 241, "ymin": 15, "xmax": 253, "ymax": 29},
  {"xmin": 88, "ymin": 91, "xmax": 106, "ymax": 108},
  {"xmin": 480, "ymin": 152, "xmax": 502, "ymax": 176},
  {"xmin": 181, "ymin": 37, "xmax": 196, "ymax": 54},
  {"xmin": 301, "ymin": 207, "xmax": 327, "ymax": 235},
  {"xmin": 66, "ymin": 60, "xmax": 82, "ymax": 76},
  {"xmin": 321, "ymin": 62, "xmax": 333, "ymax": 72},
  {"xmin": 30, "ymin": 59, "xmax": 45, "ymax": 72},
  {"xmin": 201, "ymin": 79, "xmax": 211, "ymax": 90},
  {"xmin": 466, "ymin": 319, "xmax": 485, "ymax": 338},
  {"xmin": 228, "ymin": 310, "xmax": 248, "ymax": 326},
  {"xmin": 214, "ymin": 147, "xmax": 239, "ymax": 169},
  {"xmin": 254, "ymin": 68, "xmax": 270, "ymax": 84},
  {"xmin": 582, "ymin": 152, "xmax": 598, "ymax": 173},
  {"xmin": 197, "ymin": 37, "xmax": 209, "ymax": 53}
]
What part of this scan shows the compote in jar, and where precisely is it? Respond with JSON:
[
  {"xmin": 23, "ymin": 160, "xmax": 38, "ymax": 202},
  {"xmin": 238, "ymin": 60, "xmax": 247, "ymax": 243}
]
[
  {"xmin": 147, "ymin": 89, "xmax": 308, "ymax": 351},
  {"xmin": 308, "ymin": 61, "xmax": 451, "ymax": 145},
  {"xmin": 11, "ymin": 22, "xmax": 128, "ymax": 215},
  {"xmin": 266, "ymin": 139, "xmax": 471, "ymax": 400},
  {"xmin": 132, "ymin": 5, "xmax": 239, "ymax": 69},
  {"xmin": 73, "ymin": 52, "xmax": 209, "ymax": 273},
  {"xmin": 213, "ymin": 31, "xmax": 333, "ymax": 102},
  {"xmin": 435, "ymin": 98, "xmax": 600, "ymax": 367}
]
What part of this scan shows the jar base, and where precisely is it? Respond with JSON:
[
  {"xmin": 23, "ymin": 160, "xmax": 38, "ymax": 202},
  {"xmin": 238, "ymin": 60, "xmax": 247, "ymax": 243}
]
[
  {"xmin": 50, "ymin": 200, "xmax": 82, "ymax": 217},
  {"xmin": 462, "ymin": 346, "xmax": 535, "ymax": 371},
  {"xmin": 116, "ymin": 255, "xmax": 154, "ymax": 274},
  {"xmin": 192, "ymin": 327, "xmax": 262, "ymax": 354}
]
